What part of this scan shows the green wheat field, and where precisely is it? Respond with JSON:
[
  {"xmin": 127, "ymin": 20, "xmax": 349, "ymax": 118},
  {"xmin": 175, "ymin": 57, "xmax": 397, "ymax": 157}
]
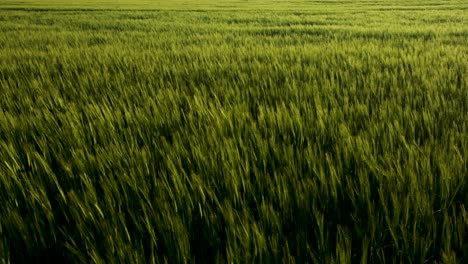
[{"xmin": 1, "ymin": 0, "xmax": 468, "ymax": 263}]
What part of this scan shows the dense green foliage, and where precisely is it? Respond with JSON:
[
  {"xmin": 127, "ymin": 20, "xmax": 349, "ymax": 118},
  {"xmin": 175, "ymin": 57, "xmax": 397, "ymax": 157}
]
[{"xmin": 1, "ymin": 0, "xmax": 468, "ymax": 263}]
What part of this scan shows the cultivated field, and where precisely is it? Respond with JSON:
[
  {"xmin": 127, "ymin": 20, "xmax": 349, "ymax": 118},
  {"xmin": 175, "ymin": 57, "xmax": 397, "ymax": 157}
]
[{"xmin": 1, "ymin": 0, "xmax": 468, "ymax": 263}]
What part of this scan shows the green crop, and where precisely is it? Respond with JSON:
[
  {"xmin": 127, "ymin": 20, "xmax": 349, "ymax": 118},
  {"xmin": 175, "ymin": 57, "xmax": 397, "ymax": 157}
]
[{"xmin": 1, "ymin": 0, "xmax": 467, "ymax": 263}]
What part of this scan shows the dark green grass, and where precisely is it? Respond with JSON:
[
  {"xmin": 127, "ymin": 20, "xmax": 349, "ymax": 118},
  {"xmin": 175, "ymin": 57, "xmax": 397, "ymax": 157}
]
[{"xmin": 1, "ymin": 1, "xmax": 468, "ymax": 263}]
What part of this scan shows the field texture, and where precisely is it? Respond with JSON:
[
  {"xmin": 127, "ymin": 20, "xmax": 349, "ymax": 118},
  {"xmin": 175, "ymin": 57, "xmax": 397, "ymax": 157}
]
[{"xmin": 1, "ymin": 0, "xmax": 468, "ymax": 263}]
